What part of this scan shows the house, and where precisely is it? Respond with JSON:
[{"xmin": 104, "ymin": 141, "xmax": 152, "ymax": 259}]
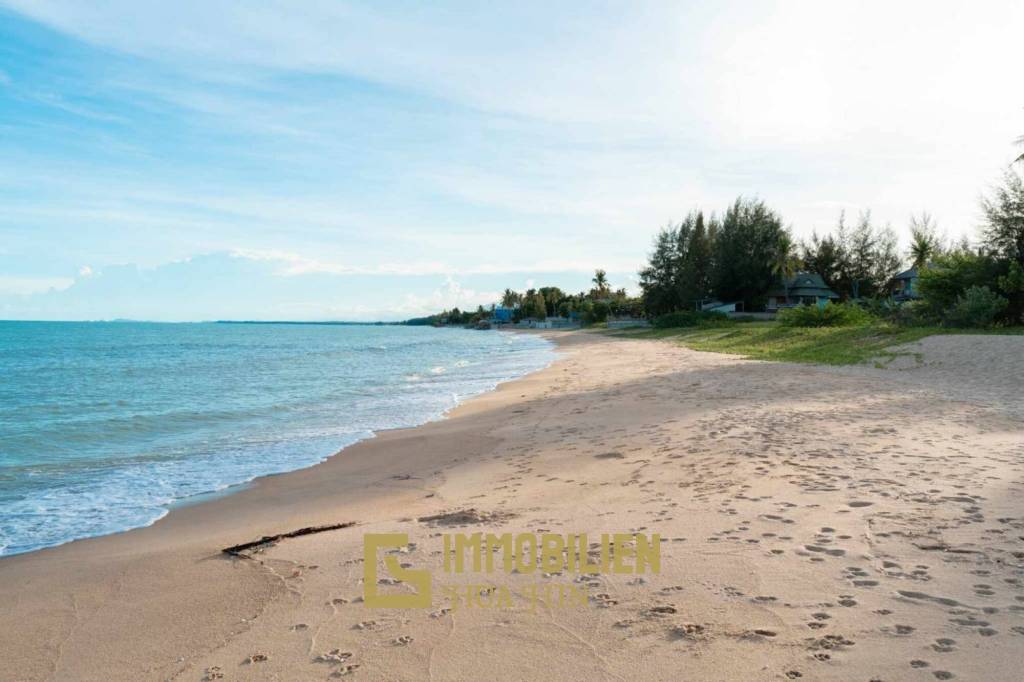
[
  {"xmin": 546, "ymin": 316, "xmax": 579, "ymax": 328},
  {"xmin": 492, "ymin": 306, "xmax": 515, "ymax": 324},
  {"xmin": 890, "ymin": 267, "xmax": 920, "ymax": 302},
  {"xmin": 766, "ymin": 272, "xmax": 840, "ymax": 312}
]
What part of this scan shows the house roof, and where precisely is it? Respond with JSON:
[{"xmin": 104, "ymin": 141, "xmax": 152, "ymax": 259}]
[
  {"xmin": 767, "ymin": 272, "xmax": 839, "ymax": 298},
  {"xmin": 893, "ymin": 266, "xmax": 918, "ymax": 280}
]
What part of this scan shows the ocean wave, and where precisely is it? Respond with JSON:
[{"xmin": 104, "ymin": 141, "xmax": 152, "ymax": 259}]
[{"xmin": 0, "ymin": 324, "xmax": 555, "ymax": 556}]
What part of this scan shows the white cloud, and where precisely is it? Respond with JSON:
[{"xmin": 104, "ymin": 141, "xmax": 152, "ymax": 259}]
[
  {"xmin": 396, "ymin": 276, "xmax": 500, "ymax": 317},
  {"xmin": 228, "ymin": 248, "xmax": 638, "ymax": 278},
  {"xmin": 2, "ymin": 0, "xmax": 1023, "ymax": 322},
  {"xmin": 78, "ymin": 265, "xmax": 93, "ymax": 277}
]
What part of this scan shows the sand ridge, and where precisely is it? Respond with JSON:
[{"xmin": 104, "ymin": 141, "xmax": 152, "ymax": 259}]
[{"xmin": 1, "ymin": 330, "xmax": 1022, "ymax": 680}]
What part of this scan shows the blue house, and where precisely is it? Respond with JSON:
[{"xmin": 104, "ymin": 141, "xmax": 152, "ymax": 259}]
[
  {"xmin": 891, "ymin": 267, "xmax": 920, "ymax": 302},
  {"xmin": 766, "ymin": 272, "xmax": 840, "ymax": 312},
  {"xmin": 492, "ymin": 306, "xmax": 515, "ymax": 323}
]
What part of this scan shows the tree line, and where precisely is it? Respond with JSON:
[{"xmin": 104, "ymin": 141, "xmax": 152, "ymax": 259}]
[
  {"xmin": 638, "ymin": 165, "xmax": 1024, "ymax": 327},
  {"xmin": 406, "ymin": 270, "xmax": 642, "ymax": 326},
  {"xmin": 639, "ymin": 198, "xmax": 903, "ymax": 316},
  {"xmin": 496, "ymin": 270, "xmax": 639, "ymax": 323},
  {"xmin": 408, "ymin": 151, "xmax": 1024, "ymax": 329}
]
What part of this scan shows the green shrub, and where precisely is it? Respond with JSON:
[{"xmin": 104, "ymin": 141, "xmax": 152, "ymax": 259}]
[
  {"xmin": 889, "ymin": 300, "xmax": 933, "ymax": 327},
  {"xmin": 777, "ymin": 302, "xmax": 873, "ymax": 327},
  {"xmin": 943, "ymin": 285, "xmax": 1008, "ymax": 328},
  {"xmin": 581, "ymin": 300, "xmax": 610, "ymax": 324},
  {"xmin": 653, "ymin": 310, "xmax": 729, "ymax": 328},
  {"xmin": 917, "ymin": 252, "xmax": 1005, "ymax": 319}
]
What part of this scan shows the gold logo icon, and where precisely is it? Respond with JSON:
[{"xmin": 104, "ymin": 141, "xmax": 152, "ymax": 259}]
[{"xmin": 363, "ymin": 533, "xmax": 432, "ymax": 608}]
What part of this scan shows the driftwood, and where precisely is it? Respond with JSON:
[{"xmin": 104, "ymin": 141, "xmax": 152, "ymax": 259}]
[{"xmin": 222, "ymin": 522, "xmax": 357, "ymax": 557}]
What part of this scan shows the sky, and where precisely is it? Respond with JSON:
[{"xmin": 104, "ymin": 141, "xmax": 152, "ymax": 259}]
[{"xmin": 1, "ymin": 1, "xmax": 1022, "ymax": 321}]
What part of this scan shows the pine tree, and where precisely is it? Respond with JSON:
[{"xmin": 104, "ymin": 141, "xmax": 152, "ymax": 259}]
[
  {"xmin": 712, "ymin": 197, "xmax": 788, "ymax": 309},
  {"xmin": 678, "ymin": 211, "xmax": 714, "ymax": 307},
  {"xmin": 639, "ymin": 224, "xmax": 681, "ymax": 316}
]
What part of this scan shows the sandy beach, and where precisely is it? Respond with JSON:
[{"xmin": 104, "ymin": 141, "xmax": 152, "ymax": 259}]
[{"xmin": 2, "ymin": 329, "xmax": 1023, "ymax": 681}]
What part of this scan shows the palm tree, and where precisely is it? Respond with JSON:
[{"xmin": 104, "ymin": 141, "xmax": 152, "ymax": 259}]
[
  {"xmin": 771, "ymin": 235, "xmax": 802, "ymax": 304},
  {"xmin": 591, "ymin": 269, "xmax": 610, "ymax": 298},
  {"xmin": 908, "ymin": 213, "xmax": 940, "ymax": 269},
  {"xmin": 500, "ymin": 288, "xmax": 520, "ymax": 308}
]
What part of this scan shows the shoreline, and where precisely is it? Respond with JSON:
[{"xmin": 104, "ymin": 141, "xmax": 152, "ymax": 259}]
[
  {"xmin": 0, "ymin": 327, "xmax": 557, "ymax": 560},
  {"xmin": 2, "ymin": 329, "xmax": 1022, "ymax": 681},
  {"xmin": 0, "ymin": 328, "xmax": 565, "ymax": 564}
]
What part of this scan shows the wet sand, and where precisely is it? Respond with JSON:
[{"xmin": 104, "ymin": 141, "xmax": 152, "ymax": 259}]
[{"xmin": 2, "ymin": 330, "xmax": 1023, "ymax": 681}]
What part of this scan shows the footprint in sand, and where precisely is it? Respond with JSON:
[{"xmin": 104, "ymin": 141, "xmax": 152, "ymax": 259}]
[
  {"xmin": 331, "ymin": 664, "xmax": 360, "ymax": 677},
  {"xmin": 315, "ymin": 650, "xmax": 353, "ymax": 664},
  {"xmin": 668, "ymin": 623, "xmax": 705, "ymax": 639},
  {"xmin": 644, "ymin": 605, "xmax": 677, "ymax": 616}
]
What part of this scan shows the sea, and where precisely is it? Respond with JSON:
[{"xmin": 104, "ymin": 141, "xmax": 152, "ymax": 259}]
[{"xmin": 0, "ymin": 321, "xmax": 555, "ymax": 556}]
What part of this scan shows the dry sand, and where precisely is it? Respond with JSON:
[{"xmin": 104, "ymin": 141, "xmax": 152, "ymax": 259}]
[{"xmin": 2, "ymin": 330, "xmax": 1023, "ymax": 681}]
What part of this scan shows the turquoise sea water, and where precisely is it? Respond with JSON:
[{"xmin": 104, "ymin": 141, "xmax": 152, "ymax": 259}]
[{"xmin": 0, "ymin": 321, "xmax": 555, "ymax": 556}]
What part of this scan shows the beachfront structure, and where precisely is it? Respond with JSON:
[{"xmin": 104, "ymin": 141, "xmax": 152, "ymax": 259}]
[
  {"xmin": 516, "ymin": 316, "xmax": 578, "ymax": 329},
  {"xmin": 766, "ymin": 272, "xmax": 840, "ymax": 312},
  {"xmin": 492, "ymin": 306, "xmax": 515, "ymax": 323},
  {"xmin": 890, "ymin": 267, "xmax": 920, "ymax": 302}
]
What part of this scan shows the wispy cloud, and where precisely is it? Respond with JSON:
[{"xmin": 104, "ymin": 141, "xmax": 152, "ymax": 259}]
[
  {"xmin": 1, "ymin": 1, "xmax": 1022, "ymax": 319},
  {"xmin": 0, "ymin": 251, "xmax": 631, "ymax": 321}
]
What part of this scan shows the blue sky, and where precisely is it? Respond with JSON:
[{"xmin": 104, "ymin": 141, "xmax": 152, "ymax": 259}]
[{"xmin": 1, "ymin": 1, "xmax": 1022, "ymax": 321}]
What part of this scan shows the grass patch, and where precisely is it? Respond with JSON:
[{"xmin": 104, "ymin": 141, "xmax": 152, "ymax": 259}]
[{"xmin": 607, "ymin": 321, "xmax": 1022, "ymax": 366}]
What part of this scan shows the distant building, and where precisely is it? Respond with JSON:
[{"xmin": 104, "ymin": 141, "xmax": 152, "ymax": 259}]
[
  {"xmin": 492, "ymin": 307, "xmax": 515, "ymax": 323},
  {"xmin": 890, "ymin": 267, "xmax": 920, "ymax": 302},
  {"xmin": 545, "ymin": 316, "xmax": 578, "ymax": 328},
  {"xmin": 766, "ymin": 272, "xmax": 840, "ymax": 312}
]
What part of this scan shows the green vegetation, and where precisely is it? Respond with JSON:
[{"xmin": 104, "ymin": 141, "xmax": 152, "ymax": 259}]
[
  {"xmin": 639, "ymin": 198, "xmax": 903, "ymax": 316},
  {"xmin": 405, "ymin": 305, "xmax": 492, "ymax": 326},
  {"xmin": 637, "ymin": 164, "xmax": 1024, "ymax": 329},
  {"xmin": 612, "ymin": 320, "xmax": 1020, "ymax": 366},
  {"xmin": 944, "ymin": 286, "xmax": 1008, "ymax": 328},
  {"xmin": 652, "ymin": 310, "xmax": 728, "ymax": 328},
  {"xmin": 413, "ymin": 146, "xmax": 1024, "ymax": 335},
  {"xmin": 411, "ymin": 270, "xmax": 642, "ymax": 327},
  {"xmin": 777, "ymin": 302, "xmax": 873, "ymax": 327}
]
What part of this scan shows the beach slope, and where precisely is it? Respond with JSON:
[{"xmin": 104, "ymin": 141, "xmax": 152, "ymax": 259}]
[{"xmin": 2, "ymin": 330, "xmax": 1023, "ymax": 681}]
